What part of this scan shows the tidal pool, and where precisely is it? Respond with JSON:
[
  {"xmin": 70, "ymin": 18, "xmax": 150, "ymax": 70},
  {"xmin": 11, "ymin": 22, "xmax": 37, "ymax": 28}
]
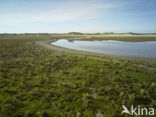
[{"xmin": 51, "ymin": 39, "xmax": 156, "ymax": 58}]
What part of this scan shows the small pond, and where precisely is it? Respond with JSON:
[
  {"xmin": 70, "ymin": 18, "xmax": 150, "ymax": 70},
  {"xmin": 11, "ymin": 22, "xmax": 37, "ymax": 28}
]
[{"xmin": 51, "ymin": 39, "xmax": 156, "ymax": 58}]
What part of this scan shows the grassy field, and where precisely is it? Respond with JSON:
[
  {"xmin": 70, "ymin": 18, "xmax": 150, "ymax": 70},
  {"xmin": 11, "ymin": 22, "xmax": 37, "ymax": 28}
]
[{"xmin": 0, "ymin": 34, "xmax": 156, "ymax": 117}]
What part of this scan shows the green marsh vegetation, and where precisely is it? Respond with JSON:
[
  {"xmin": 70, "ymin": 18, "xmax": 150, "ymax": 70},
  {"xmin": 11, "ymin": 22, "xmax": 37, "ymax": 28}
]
[
  {"xmin": 0, "ymin": 34, "xmax": 156, "ymax": 117},
  {"xmin": 68, "ymin": 36, "xmax": 156, "ymax": 42}
]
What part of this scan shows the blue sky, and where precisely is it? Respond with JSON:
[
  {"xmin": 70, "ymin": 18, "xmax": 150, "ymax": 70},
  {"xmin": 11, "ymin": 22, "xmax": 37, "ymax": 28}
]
[{"xmin": 0, "ymin": 0, "xmax": 156, "ymax": 33}]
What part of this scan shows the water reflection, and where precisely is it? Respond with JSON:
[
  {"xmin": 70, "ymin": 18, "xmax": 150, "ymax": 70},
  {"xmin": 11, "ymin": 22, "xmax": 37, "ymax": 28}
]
[{"xmin": 51, "ymin": 39, "xmax": 156, "ymax": 58}]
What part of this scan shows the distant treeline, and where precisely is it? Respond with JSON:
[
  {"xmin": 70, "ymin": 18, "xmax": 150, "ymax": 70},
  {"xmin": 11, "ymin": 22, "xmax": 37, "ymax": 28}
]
[
  {"xmin": 0, "ymin": 33, "xmax": 54, "ymax": 36},
  {"xmin": 0, "ymin": 32, "xmax": 156, "ymax": 36}
]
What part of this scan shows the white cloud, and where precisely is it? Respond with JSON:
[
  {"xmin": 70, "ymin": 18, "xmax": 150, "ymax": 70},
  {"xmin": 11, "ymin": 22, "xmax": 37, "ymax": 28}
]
[{"xmin": 0, "ymin": 0, "xmax": 120, "ymax": 25}]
